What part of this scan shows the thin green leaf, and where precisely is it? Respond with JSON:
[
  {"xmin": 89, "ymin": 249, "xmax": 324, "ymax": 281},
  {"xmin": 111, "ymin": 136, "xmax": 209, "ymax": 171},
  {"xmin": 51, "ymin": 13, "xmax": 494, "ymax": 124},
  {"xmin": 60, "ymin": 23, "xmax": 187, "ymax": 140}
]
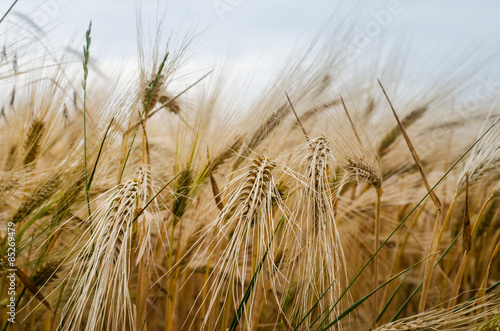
[
  {"xmin": 87, "ymin": 117, "xmax": 114, "ymax": 191},
  {"xmin": 320, "ymin": 255, "xmax": 434, "ymax": 330},
  {"xmin": 119, "ymin": 52, "xmax": 169, "ymax": 184},
  {"xmin": 376, "ymin": 273, "xmax": 409, "ymax": 323},
  {"xmin": 390, "ymin": 230, "xmax": 462, "ymax": 322}
]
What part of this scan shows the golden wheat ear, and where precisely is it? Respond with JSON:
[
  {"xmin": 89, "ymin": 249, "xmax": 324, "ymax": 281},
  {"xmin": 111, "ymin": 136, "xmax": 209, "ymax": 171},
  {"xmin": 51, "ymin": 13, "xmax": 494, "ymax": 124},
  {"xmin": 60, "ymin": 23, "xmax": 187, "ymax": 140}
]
[
  {"xmin": 23, "ymin": 118, "xmax": 46, "ymax": 167},
  {"xmin": 198, "ymin": 155, "xmax": 285, "ymax": 330},
  {"xmin": 375, "ymin": 287, "xmax": 500, "ymax": 331},
  {"xmin": 59, "ymin": 174, "xmax": 141, "ymax": 331},
  {"xmin": 456, "ymin": 123, "xmax": 500, "ymax": 197},
  {"xmin": 282, "ymin": 136, "xmax": 349, "ymax": 328}
]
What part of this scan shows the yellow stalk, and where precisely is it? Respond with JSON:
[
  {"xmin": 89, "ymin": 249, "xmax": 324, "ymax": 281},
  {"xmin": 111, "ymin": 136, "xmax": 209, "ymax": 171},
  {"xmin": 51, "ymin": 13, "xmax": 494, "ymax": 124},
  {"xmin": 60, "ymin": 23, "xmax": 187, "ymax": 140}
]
[
  {"xmin": 167, "ymin": 220, "xmax": 185, "ymax": 330},
  {"xmin": 419, "ymin": 197, "xmax": 455, "ymax": 312},
  {"xmin": 380, "ymin": 202, "xmax": 427, "ymax": 315},
  {"xmin": 200, "ymin": 241, "xmax": 215, "ymax": 320},
  {"xmin": 448, "ymin": 194, "xmax": 493, "ymax": 308},
  {"xmin": 372, "ymin": 187, "xmax": 382, "ymax": 328},
  {"xmin": 163, "ymin": 222, "xmax": 177, "ymax": 331},
  {"xmin": 220, "ymin": 268, "xmax": 236, "ymax": 331},
  {"xmin": 475, "ymin": 235, "xmax": 500, "ymax": 312},
  {"xmin": 136, "ymin": 250, "xmax": 147, "ymax": 330}
]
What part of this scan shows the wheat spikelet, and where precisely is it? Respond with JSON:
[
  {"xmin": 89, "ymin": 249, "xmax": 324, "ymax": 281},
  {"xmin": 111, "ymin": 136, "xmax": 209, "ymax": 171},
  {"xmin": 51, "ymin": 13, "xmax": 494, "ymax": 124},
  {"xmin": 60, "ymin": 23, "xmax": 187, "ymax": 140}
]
[
  {"xmin": 378, "ymin": 106, "xmax": 428, "ymax": 157},
  {"xmin": 0, "ymin": 170, "xmax": 18, "ymax": 197},
  {"xmin": 171, "ymin": 166, "xmax": 194, "ymax": 225},
  {"xmin": 134, "ymin": 164, "xmax": 159, "ymax": 265},
  {"xmin": 328, "ymin": 100, "xmax": 382, "ymax": 190},
  {"xmin": 51, "ymin": 170, "xmax": 86, "ymax": 223},
  {"xmin": 23, "ymin": 118, "xmax": 46, "ymax": 166},
  {"xmin": 12, "ymin": 172, "xmax": 60, "ymax": 223},
  {"xmin": 4, "ymin": 144, "xmax": 17, "ymax": 170},
  {"xmin": 159, "ymin": 93, "xmax": 181, "ymax": 114},
  {"xmin": 344, "ymin": 159, "xmax": 382, "ymax": 189},
  {"xmin": 209, "ymin": 138, "xmax": 243, "ymax": 174},
  {"xmin": 294, "ymin": 99, "xmax": 341, "ymax": 128},
  {"xmin": 233, "ymin": 105, "xmax": 289, "ymax": 170}
]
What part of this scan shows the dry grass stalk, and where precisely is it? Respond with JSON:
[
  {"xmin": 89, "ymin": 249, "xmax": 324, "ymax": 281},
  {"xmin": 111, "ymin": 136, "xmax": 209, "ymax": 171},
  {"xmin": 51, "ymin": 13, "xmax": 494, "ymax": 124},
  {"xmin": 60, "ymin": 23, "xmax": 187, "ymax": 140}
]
[
  {"xmin": 462, "ymin": 173, "xmax": 471, "ymax": 252},
  {"xmin": 493, "ymin": 182, "xmax": 500, "ymax": 197},
  {"xmin": 377, "ymin": 79, "xmax": 441, "ymax": 211}
]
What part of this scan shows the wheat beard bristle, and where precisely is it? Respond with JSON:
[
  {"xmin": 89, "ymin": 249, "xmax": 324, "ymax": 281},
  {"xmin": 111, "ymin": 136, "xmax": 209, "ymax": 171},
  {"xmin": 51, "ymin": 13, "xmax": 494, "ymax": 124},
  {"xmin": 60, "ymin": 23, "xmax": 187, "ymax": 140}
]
[
  {"xmin": 105, "ymin": 179, "xmax": 140, "ymax": 262},
  {"xmin": 375, "ymin": 287, "xmax": 500, "ymax": 330},
  {"xmin": 239, "ymin": 155, "xmax": 276, "ymax": 220}
]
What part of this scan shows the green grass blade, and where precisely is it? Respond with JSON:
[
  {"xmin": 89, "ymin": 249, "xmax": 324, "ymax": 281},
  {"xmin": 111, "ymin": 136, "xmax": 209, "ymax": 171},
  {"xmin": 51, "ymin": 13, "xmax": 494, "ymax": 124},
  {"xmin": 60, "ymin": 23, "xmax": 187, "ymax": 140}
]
[
  {"xmin": 320, "ymin": 256, "xmax": 432, "ymax": 330},
  {"xmin": 390, "ymin": 230, "xmax": 462, "ymax": 322},
  {"xmin": 293, "ymin": 278, "xmax": 336, "ymax": 330},
  {"xmin": 87, "ymin": 117, "xmax": 114, "ymax": 191},
  {"xmin": 376, "ymin": 273, "xmax": 409, "ymax": 323},
  {"xmin": 0, "ymin": 0, "xmax": 19, "ymax": 25},
  {"xmin": 131, "ymin": 173, "xmax": 180, "ymax": 225},
  {"xmin": 82, "ymin": 20, "xmax": 92, "ymax": 222}
]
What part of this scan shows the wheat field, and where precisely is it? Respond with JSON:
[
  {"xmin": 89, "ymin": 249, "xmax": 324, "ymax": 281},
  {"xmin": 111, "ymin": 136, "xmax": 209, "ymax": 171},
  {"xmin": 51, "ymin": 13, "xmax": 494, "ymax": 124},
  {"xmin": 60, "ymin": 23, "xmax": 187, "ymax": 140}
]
[{"xmin": 0, "ymin": 4, "xmax": 499, "ymax": 331}]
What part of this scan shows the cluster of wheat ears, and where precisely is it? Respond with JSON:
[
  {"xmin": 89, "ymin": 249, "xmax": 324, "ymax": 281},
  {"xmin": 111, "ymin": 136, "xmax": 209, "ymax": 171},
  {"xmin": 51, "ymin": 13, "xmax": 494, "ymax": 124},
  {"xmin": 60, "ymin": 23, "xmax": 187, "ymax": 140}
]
[{"xmin": 0, "ymin": 9, "xmax": 499, "ymax": 331}]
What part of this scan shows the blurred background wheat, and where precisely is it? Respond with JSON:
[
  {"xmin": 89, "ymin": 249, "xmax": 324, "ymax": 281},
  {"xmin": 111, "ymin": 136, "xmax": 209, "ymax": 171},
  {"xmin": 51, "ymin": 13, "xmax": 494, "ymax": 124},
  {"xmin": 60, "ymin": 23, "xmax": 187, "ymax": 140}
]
[{"xmin": 0, "ymin": 1, "xmax": 499, "ymax": 330}]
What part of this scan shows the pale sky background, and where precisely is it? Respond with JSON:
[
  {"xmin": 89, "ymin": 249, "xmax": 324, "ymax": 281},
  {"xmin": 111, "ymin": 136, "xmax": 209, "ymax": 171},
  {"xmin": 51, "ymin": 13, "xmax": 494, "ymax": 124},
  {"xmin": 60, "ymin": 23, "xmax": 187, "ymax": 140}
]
[{"xmin": 2, "ymin": 0, "xmax": 500, "ymax": 89}]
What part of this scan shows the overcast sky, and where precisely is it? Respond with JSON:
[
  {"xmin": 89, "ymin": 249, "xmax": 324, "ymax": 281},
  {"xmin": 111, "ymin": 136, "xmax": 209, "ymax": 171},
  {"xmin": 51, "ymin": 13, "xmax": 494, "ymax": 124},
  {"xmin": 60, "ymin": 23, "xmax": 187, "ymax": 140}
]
[{"xmin": 2, "ymin": 0, "xmax": 499, "ymax": 85}]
